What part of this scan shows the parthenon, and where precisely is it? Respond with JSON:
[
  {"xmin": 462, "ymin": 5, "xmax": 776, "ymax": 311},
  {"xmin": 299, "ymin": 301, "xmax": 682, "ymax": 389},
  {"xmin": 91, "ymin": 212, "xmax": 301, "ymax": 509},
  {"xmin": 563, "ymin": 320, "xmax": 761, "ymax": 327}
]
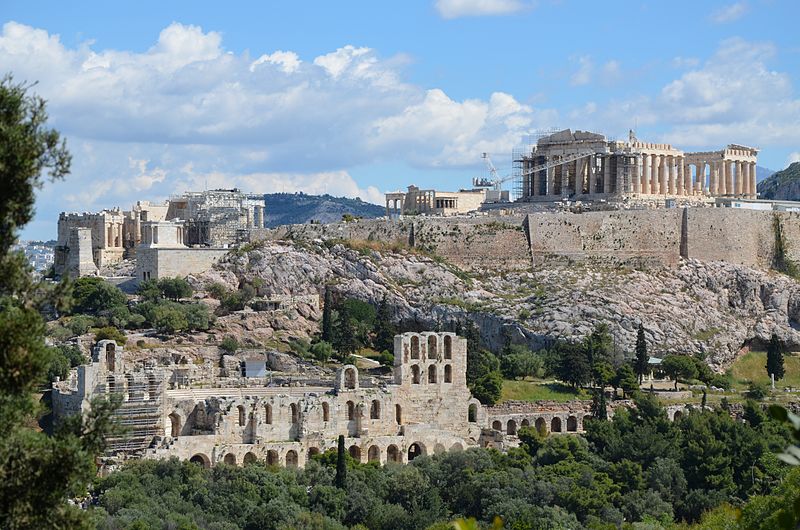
[{"xmin": 518, "ymin": 129, "xmax": 759, "ymax": 201}]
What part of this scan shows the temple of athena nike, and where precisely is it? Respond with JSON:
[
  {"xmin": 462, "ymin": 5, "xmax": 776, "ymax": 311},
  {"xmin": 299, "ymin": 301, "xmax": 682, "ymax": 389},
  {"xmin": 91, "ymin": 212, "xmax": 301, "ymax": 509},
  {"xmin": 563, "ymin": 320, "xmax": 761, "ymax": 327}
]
[{"xmin": 518, "ymin": 129, "xmax": 758, "ymax": 201}]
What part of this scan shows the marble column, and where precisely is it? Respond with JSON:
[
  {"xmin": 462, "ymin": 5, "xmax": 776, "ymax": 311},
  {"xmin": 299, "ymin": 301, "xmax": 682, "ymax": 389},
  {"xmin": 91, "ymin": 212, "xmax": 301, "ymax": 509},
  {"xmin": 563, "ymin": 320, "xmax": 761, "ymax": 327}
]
[
  {"xmin": 532, "ymin": 166, "xmax": 541, "ymax": 197},
  {"xmin": 725, "ymin": 161, "xmax": 733, "ymax": 196},
  {"xmin": 677, "ymin": 158, "xmax": 685, "ymax": 195},
  {"xmin": 651, "ymin": 155, "xmax": 660, "ymax": 194},
  {"xmin": 736, "ymin": 161, "xmax": 744, "ymax": 196},
  {"xmin": 708, "ymin": 161, "xmax": 716, "ymax": 196},
  {"xmin": 742, "ymin": 163, "xmax": 750, "ymax": 197},
  {"xmin": 642, "ymin": 154, "xmax": 651, "ymax": 194},
  {"xmin": 659, "ymin": 155, "xmax": 667, "ymax": 194},
  {"xmin": 561, "ymin": 163, "xmax": 570, "ymax": 196},
  {"xmin": 696, "ymin": 162, "xmax": 705, "ymax": 194},
  {"xmin": 750, "ymin": 162, "xmax": 758, "ymax": 199},
  {"xmin": 547, "ymin": 165, "xmax": 556, "ymax": 196},
  {"xmin": 603, "ymin": 156, "xmax": 612, "ymax": 194},
  {"xmin": 668, "ymin": 156, "xmax": 677, "ymax": 195}
]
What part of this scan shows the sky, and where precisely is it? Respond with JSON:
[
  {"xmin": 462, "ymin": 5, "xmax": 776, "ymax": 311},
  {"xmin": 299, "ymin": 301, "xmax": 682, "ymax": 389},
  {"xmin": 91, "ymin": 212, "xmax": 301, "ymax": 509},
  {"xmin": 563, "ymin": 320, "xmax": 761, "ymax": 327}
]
[{"xmin": 2, "ymin": 0, "xmax": 799, "ymax": 240}]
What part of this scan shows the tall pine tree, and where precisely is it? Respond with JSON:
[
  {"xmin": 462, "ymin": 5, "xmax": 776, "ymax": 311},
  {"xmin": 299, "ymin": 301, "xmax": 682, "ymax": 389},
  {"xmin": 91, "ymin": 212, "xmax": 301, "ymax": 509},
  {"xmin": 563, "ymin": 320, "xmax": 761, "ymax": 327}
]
[
  {"xmin": 374, "ymin": 294, "xmax": 397, "ymax": 353},
  {"xmin": 335, "ymin": 435, "xmax": 347, "ymax": 489},
  {"xmin": 633, "ymin": 323, "xmax": 649, "ymax": 384},
  {"xmin": 766, "ymin": 333, "xmax": 786, "ymax": 381}
]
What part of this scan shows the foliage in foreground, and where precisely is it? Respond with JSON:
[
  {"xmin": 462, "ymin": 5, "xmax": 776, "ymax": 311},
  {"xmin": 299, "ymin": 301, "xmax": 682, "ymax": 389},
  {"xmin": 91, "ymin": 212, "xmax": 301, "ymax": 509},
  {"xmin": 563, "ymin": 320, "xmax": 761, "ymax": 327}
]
[{"xmin": 90, "ymin": 396, "xmax": 797, "ymax": 530}]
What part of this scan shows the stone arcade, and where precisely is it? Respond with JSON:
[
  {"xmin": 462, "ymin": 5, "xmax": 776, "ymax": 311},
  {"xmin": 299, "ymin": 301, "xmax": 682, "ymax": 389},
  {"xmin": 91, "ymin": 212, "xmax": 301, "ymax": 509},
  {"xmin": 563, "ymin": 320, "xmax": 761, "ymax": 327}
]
[{"xmin": 52, "ymin": 332, "xmax": 601, "ymax": 468}]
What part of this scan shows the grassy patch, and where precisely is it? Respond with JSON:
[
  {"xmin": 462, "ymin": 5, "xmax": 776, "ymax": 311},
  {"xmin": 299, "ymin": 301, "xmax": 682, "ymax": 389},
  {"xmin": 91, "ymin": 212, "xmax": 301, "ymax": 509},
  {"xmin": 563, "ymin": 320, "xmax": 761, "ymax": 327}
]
[
  {"xmin": 728, "ymin": 350, "xmax": 800, "ymax": 389},
  {"xmin": 692, "ymin": 327, "xmax": 721, "ymax": 341},
  {"xmin": 500, "ymin": 380, "xmax": 592, "ymax": 402}
]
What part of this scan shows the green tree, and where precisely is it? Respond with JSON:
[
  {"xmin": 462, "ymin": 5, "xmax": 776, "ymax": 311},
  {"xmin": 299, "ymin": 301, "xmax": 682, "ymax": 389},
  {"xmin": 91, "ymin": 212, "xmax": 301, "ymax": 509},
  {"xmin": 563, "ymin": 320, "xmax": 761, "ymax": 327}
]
[
  {"xmin": 0, "ymin": 76, "xmax": 117, "ymax": 528},
  {"xmin": 310, "ymin": 341, "xmax": 334, "ymax": 362},
  {"xmin": 661, "ymin": 355, "xmax": 698, "ymax": 390},
  {"xmin": 136, "ymin": 279, "xmax": 161, "ymax": 302},
  {"xmin": 470, "ymin": 370, "xmax": 503, "ymax": 405},
  {"xmin": 322, "ymin": 286, "xmax": 333, "ymax": 342},
  {"xmin": 335, "ymin": 435, "xmax": 347, "ymax": 489},
  {"xmin": 151, "ymin": 304, "xmax": 188, "ymax": 334},
  {"xmin": 556, "ymin": 342, "xmax": 591, "ymax": 388},
  {"xmin": 767, "ymin": 333, "xmax": 786, "ymax": 381},
  {"xmin": 71, "ymin": 276, "xmax": 127, "ymax": 314},
  {"xmin": 373, "ymin": 294, "xmax": 396, "ymax": 353},
  {"xmin": 584, "ymin": 323, "xmax": 613, "ymax": 366},
  {"xmin": 156, "ymin": 277, "xmax": 193, "ymax": 301},
  {"xmin": 592, "ymin": 389, "xmax": 608, "ymax": 420},
  {"xmin": 612, "ymin": 364, "xmax": 639, "ymax": 398},
  {"xmin": 220, "ymin": 336, "xmax": 239, "ymax": 354},
  {"xmin": 94, "ymin": 326, "xmax": 127, "ymax": 345},
  {"xmin": 333, "ymin": 304, "xmax": 360, "ymax": 357},
  {"xmin": 633, "ymin": 323, "xmax": 649, "ymax": 384}
]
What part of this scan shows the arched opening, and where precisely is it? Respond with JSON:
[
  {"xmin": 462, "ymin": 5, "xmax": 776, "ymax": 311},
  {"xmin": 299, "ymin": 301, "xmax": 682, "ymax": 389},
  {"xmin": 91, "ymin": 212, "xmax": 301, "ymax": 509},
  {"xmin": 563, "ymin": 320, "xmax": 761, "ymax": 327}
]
[
  {"xmin": 105, "ymin": 343, "xmax": 116, "ymax": 372},
  {"xmin": 347, "ymin": 401, "xmax": 355, "ymax": 421},
  {"xmin": 428, "ymin": 365, "xmax": 437, "ymax": 384},
  {"xmin": 567, "ymin": 416, "xmax": 578, "ymax": 432},
  {"xmin": 223, "ymin": 453, "xmax": 237, "ymax": 466},
  {"xmin": 411, "ymin": 365, "xmax": 421, "ymax": 384},
  {"xmin": 468, "ymin": 404, "xmax": 477, "ymax": 423},
  {"xmin": 322, "ymin": 402, "xmax": 330, "ymax": 422},
  {"xmin": 189, "ymin": 454, "xmax": 210, "ymax": 468},
  {"xmin": 395, "ymin": 404, "xmax": 402, "ymax": 425},
  {"xmin": 673, "ymin": 410, "xmax": 683, "ymax": 421},
  {"xmin": 267, "ymin": 450, "xmax": 279, "ymax": 466},
  {"xmin": 349, "ymin": 445, "xmax": 361, "ymax": 462},
  {"xmin": 290, "ymin": 403, "xmax": 299, "ymax": 424},
  {"xmin": 434, "ymin": 443, "xmax": 446, "ymax": 455},
  {"xmin": 387, "ymin": 444, "xmax": 400, "ymax": 463},
  {"xmin": 368, "ymin": 445, "xmax": 381, "ymax": 462},
  {"xmin": 428, "ymin": 335, "xmax": 438, "ymax": 358},
  {"xmin": 507, "ymin": 419, "xmax": 517, "ymax": 435},
  {"xmin": 285, "ymin": 450, "xmax": 298, "ymax": 468},
  {"xmin": 308, "ymin": 447, "xmax": 320, "ymax": 460},
  {"xmin": 408, "ymin": 443, "xmax": 424, "ymax": 461},
  {"xmin": 444, "ymin": 364, "xmax": 452, "ymax": 383},
  {"xmin": 444, "ymin": 336, "xmax": 452, "ymax": 359},
  {"xmin": 169, "ymin": 412, "xmax": 181, "ymax": 437},
  {"xmin": 238, "ymin": 405, "xmax": 246, "ymax": 427},
  {"xmin": 450, "ymin": 442, "xmax": 463, "ymax": 452},
  {"xmin": 492, "ymin": 420, "xmax": 502, "ymax": 431},
  {"xmin": 551, "ymin": 417, "xmax": 562, "ymax": 433},
  {"xmin": 264, "ymin": 404, "xmax": 273, "ymax": 424},
  {"xmin": 535, "ymin": 417, "xmax": 547, "ymax": 435},
  {"xmin": 243, "ymin": 452, "xmax": 257, "ymax": 465},
  {"xmin": 344, "ymin": 368, "xmax": 357, "ymax": 389},
  {"xmin": 370, "ymin": 400, "xmax": 381, "ymax": 420},
  {"xmin": 521, "ymin": 419, "xmax": 530, "ymax": 428},
  {"xmin": 411, "ymin": 336, "xmax": 420, "ymax": 359}
]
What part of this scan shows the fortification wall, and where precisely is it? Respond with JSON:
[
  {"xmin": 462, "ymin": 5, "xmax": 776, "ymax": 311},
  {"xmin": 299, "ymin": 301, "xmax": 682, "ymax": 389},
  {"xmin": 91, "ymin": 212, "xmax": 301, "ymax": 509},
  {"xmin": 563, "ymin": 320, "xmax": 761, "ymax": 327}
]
[
  {"xmin": 527, "ymin": 210, "xmax": 683, "ymax": 267},
  {"xmin": 251, "ymin": 216, "xmax": 530, "ymax": 271},
  {"xmin": 683, "ymin": 209, "xmax": 776, "ymax": 267},
  {"xmin": 136, "ymin": 248, "xmax": 229, "ymax": 282}
]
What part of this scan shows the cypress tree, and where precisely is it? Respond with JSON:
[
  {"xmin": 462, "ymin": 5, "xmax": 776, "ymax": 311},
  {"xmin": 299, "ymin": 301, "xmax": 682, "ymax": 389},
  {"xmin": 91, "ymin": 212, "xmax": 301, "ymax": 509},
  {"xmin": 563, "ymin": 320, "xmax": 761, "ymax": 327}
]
[
  {"xmin": 374, "ymin": 294, "xmax": 396, "ymax": 352},
  {"xmin": 322, "ymin": 286, "xmax": 333, "ymax": 342},
  {"xmin": 701, "ymin": 389, "xmax": 707, "ymax": 409},
  {"xmin": 633, "ymin": 323, "xmax": 649, "ymax": 384},
  {"xmin": 766, "ymin": 333, "xmax": 786, "ymax": 381},
  {"xmin": 592, "ymin": 389, "xmax": 608, "ymax": 420},
  {"xmin": 335, "ymin": 434, "xmax": 347, "ymax": 489}
]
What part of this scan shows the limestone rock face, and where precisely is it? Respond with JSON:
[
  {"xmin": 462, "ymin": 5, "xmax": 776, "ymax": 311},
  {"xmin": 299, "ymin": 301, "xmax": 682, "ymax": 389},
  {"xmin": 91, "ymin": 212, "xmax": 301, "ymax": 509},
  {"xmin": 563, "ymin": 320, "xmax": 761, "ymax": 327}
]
[{"xmin": 195, "ymin": 241, "xmax": 800, "ymax": 371}]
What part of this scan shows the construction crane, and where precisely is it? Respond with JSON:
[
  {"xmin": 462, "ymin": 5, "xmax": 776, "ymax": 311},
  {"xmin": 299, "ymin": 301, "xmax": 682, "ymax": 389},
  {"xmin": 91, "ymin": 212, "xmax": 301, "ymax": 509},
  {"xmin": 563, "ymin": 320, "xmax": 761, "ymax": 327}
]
[{"xmin": 472, "ymin": 151, "xmax": 598, "ymax": 192}]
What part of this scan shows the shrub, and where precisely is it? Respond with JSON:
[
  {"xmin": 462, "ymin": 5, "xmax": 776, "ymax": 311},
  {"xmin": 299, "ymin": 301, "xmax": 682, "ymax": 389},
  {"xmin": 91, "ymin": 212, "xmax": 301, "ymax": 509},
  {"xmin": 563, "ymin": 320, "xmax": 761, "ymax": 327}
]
[
  {"xmin": 207, "ymin": 282, "xmax": 228, "ymax": 299},
  {"xmin": 158, "ymin": 277, "xmax": 193, "ymax": 301},
  {"xmin": 747, "ymin": 381, "xmax": 769, "ymax": 401},
  {"xmin": 151, "ymin": 305, "xmax": 188, "ymax": 335},
  {"xmin": 136, "ymin": 279, "xmax": 161, "ymax": 302},
  {"xmin": 72, "ymin": 277, "xmax": 127, "ymax": 314},
  {"xmin": 378, "ymin": 350, "xmax": 394, "ymax": 367},
  {"xmin": 310, "ymin": 341, "xmax": 335, "ymax": 363},
  {"xmin": 67, "ymin": 315, "xmax": 96, "ymax": 336},
  {"xmin": 220, "ymin": 336, "xmax": 239, "ymax": 354},
  {"xmin": 184, "ymin": 303, "xmax": 212, "ymax": 331},
  {"xmin": 94, "ymin": 326, "xmax": 127, "ymax": 346}
]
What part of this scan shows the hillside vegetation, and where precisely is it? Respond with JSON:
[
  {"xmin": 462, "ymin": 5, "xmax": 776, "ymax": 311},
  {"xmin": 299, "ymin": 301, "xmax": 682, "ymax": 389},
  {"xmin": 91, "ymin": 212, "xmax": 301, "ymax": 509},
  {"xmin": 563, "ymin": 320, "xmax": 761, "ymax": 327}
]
[
  {"xmin": 262, "ymin": 193, "xmax": 385, "ymax": 227},
  {"xmin": 757, "ymin": 162, "xmax": 800, "ymax": 200}
]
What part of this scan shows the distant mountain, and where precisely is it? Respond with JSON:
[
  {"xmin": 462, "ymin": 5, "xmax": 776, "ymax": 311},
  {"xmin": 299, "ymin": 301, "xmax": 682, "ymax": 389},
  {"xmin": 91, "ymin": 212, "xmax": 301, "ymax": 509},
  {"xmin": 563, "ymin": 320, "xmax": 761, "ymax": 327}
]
[
  {"xmin": 757, "ymin": 162, "xmax": 800, "ymax": 200},
  {"xmin": 756, "ymin": 165, "xmax": 775, "ymax": 183},
  {"xmin": 261, "ymin": 193, "xmax": 385, "ymax": 227}
]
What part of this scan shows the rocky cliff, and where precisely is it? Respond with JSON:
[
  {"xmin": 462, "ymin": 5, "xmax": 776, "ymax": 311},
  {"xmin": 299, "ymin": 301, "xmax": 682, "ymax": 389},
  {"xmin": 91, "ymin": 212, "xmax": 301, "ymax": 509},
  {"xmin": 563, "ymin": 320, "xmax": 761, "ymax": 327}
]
[
  {"xmin": 758, "ymin": 162, "xmax": 800, "ymax": 200},
  {"xmin": 194, "ymin": 240, "xmax": 800, "ymax": 371}
]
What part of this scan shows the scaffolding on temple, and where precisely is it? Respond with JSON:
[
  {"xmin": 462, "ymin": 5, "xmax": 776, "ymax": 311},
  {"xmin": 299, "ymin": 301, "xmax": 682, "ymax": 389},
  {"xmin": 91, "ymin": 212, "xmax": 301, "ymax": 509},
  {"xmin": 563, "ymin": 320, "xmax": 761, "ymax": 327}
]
[{"xmin": 100, "ymin": 372, "xmax": 165, "ymax": 455}]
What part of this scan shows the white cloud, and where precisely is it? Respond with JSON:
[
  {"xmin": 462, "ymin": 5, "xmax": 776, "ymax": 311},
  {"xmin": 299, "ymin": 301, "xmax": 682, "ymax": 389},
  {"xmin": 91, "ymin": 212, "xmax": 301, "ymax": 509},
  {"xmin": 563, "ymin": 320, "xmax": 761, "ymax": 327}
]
[
  {"xmin": 434, "ymin": 0, "xmax": 533, "ymax": 19},
  {"xmin": 0, "ymin": 21, "xmax": 544, "ymax": 222},
  {"xmin": 788, "ymin": 152, "xmax": 800, "ymax": 166},
  {"xmin": 710, "ymin": 2, "xmax": 748, "ymax": 23},
  {"xmin": 569, "ymin": 55, "xmax": 593, "ymax": 86}
]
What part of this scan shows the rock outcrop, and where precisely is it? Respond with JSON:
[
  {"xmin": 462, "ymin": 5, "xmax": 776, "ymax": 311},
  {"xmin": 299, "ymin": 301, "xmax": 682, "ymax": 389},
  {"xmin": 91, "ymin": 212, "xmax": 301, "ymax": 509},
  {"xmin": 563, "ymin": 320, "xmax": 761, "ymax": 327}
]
[{"xmin": 190, "ymin": 240, "xmax": 800, "ymax": 371}]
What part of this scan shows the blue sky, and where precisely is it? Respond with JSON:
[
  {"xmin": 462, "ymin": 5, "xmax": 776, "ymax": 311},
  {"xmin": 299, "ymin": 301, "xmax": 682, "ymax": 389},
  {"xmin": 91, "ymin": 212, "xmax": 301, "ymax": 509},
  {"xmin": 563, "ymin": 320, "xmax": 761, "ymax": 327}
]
[{"xmin": 2, "ymin": 0, "xmax": 799, "ymax": 239}]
